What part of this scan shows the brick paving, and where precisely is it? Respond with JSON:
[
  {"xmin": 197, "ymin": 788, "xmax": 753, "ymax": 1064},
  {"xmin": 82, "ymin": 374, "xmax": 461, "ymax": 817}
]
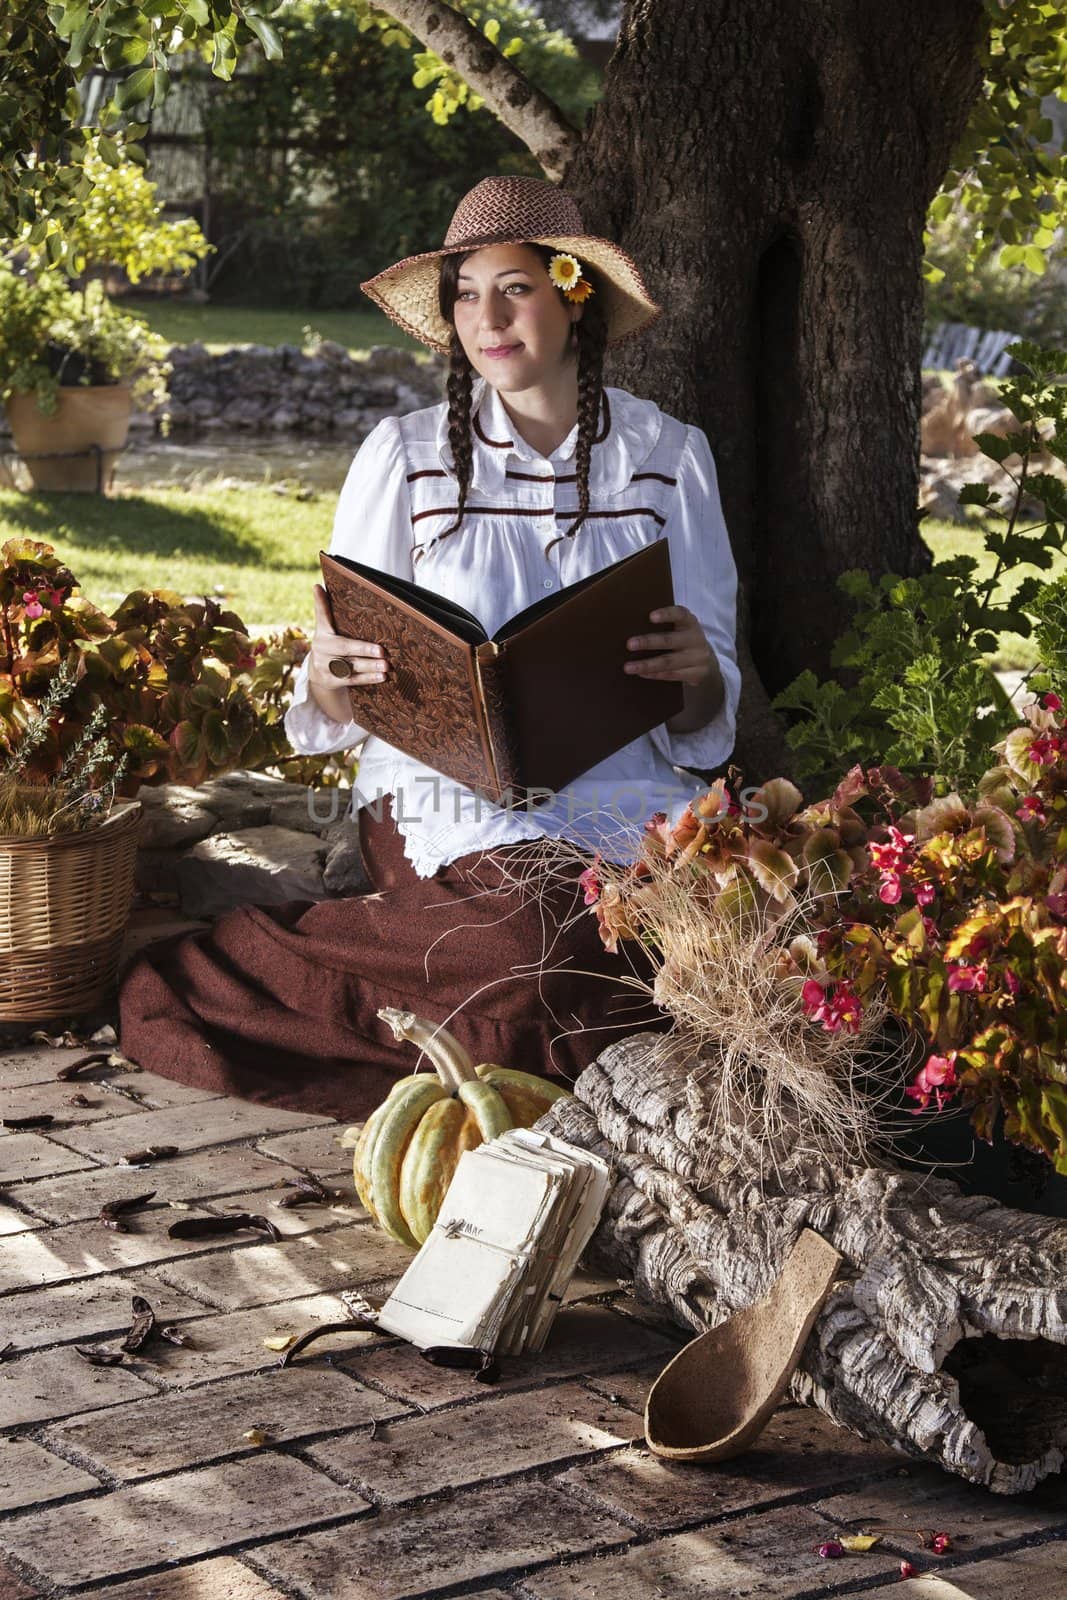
[{"xmin": 2, "ymin": 1036, "xmax": 1066, "ymax": 1599}]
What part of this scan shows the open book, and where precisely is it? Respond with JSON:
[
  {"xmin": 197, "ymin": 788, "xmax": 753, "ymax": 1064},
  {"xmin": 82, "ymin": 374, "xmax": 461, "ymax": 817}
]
[
  {"xmin": 374, "ymin": 1129, "xmax": 611, "ymax": 1357},
  {"xmin": 320, "ymin": 539, "xmax": 683, "ymax": 805}
]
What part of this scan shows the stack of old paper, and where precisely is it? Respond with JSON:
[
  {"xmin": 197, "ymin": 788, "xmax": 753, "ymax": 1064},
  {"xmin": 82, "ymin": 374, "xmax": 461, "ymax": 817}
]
[{"xmin": 375, "ymin": 1128, "xmax": 610, "ymax": 1356}]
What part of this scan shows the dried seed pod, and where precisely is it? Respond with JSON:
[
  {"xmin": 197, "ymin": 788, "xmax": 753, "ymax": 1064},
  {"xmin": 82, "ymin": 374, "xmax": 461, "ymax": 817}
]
[
  {"xmin": 167, "ymin": 1213, "xmax": 280, "ymax": 1242},
  {"xmin": 56, "ymin": 1052, "xmax": 113, "ymax": 1082},
  {"xmin": 277, "ymin": 1318, "xmax": 383, "ymax": 1368},
  {"xmin": 121, "ymin": 1296, "xmax": 156, "ymax": 1353},
  {"xmin": 120, "ymin": 1146, "xmax": 179, "ymax": 1166},
  {"xmin": 75, "ymin": 1346, "xmax": 124, "ymax": 1367},
  {"xmin": 419, "ymin": 1345, "xmax": 500, "ymax": 1383},
  {"xmin": 99, "ymin": 1191, "xmax": 157, "ymax": 1232},
  {"xmin": 1, "ymin": 1114, "xmax": 55, "ymax": 1130},
  {"xmin": 66, "ymin": 1093, "xmax": 94, "ymax": 1108}
]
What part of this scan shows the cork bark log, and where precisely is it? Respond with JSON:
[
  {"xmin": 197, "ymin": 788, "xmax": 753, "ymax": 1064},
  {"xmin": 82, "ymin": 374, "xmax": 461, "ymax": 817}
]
[{"xmin": 540, "ymin": 1032, "xmax": 1067, "ymax": 1494}]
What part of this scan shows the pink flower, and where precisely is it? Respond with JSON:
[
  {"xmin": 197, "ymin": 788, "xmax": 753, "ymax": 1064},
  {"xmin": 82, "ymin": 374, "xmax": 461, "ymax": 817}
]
[
  {"xmin": 1043, "ymin": 692, "xmax": 1062, "ymax": 712},
  {"xmin": 46, "ymin": 588, "xmax": 64, "ymax": 608},
  {"xmin": 578, "ymin": 858, "xmax": 601, "ymax": 907},
  {"xmin": 922, "ymin": 915, "xmax": 940, "ymax": 944},
  {"xmin": 869, "ymin": 827, "xmax": 914, "ymax": 871},
  {"xmin": 801, "ymin": 979, "xmax": 826, "ymax": 1011},
  {"xmin": 947, "ymin": 963, "xmax": 986, "ymax": 993},
  {"xmin": 1048, "ymin": 891, "xmax": 1067, "ymax": 920},
  {"xmin": 1028, "ymin": 734, "xmax": 1062, "ymax": 766},
  {"xmin": 906, "ymin": 1052, "xmax": 959, "ymax": 1112},
  {"xmin": 23, "ymin": 597, "xmax": 43, "ymax": 620},
  {"xmin": 805, "ymin": 979, "xmax": 863, "ymax": 1034},
  {"xmin": 1004, "ymin": 968, "xmax": 1021, "ymax": 996},
  {"xmin": 878, "ymin": 874, "xmax": 903, "ymax": 905},
  {"xmin": 828, "ymin": 986, "xmax": 863, "ymax": 1033},
  {"xmin": 914, "ymin": 879, "xmax": 935, "ymax": 907},
  {"xmin": 1017, "ymin": 795, "xmax": 1047, "ymax": 823}
]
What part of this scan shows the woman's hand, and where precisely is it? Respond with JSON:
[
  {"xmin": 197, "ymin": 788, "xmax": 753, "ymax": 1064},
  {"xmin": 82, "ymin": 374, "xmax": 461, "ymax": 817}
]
[
  {"xmin": 308, "ymin": 583, "xmax": 390, "ymax": 690},
  {"xmin": 624, "ymin": 605, "xmax": 713, "ymax": 686}
]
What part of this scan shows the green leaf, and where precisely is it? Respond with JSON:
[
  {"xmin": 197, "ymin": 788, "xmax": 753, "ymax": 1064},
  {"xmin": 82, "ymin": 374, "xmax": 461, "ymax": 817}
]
[
  {"xmin": 958, "ymin": 482, "xmax": 1000, "ymax": 506},
  {"xmin": 245, "ymin": 13, "xmax": 283, "ymax": 59},
  {"xmin": 116, "ymin": 66, "xmax": 153, "ymax": 108},
  {"xmin": 96, "ymin": 133, "xmax": 121, "ymax": 166},
  {"xmin": 972, "ymin": 431, "xmax": 1013, "ymax": 462},
  {"xmin": 118, "ymin": 35, "xmax": 149, "ymax": 65},
  {"xmin": 211, "ymin": 30, "xmax": 238, "ymax": 79}
]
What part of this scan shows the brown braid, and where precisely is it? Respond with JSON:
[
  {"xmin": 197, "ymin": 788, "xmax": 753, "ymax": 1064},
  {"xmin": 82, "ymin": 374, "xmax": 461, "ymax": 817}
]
[
  {"xmin": 413, "ymin": 331, "xmax": 473, "ymax": 566},
  {"xmin": 544, "ymin": 294, "xmax": 608, "ymax": 556},
  {"xmin": 420, "ymin": 244, "xmax": 608, "ymax": 564}
]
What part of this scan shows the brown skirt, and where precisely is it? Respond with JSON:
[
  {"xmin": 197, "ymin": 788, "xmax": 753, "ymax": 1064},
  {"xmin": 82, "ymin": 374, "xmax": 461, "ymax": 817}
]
[{"xmin": 118, "ymin": 799, "xmax": 668, "ymax": 1121}]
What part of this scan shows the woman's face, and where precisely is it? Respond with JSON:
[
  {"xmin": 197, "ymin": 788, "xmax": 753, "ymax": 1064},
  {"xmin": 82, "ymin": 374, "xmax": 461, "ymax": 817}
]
[{"xmin": 449, "ymin": 243, "xmax": 581, "ymax": 393}]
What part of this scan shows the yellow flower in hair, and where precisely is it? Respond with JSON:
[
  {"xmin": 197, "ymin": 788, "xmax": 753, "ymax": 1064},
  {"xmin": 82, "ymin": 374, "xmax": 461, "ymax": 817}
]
[
  {"xmin": 562, "ymin": 277, "xmax": 595, "ymax": 304},
  {"xmin": 548, "ymin": 252, "xmax": 582, "ymax": 290}
]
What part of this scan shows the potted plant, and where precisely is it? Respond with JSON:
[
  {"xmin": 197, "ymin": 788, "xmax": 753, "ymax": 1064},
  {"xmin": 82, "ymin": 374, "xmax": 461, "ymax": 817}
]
[
  {"xmin": 0, "ymin": 132, "xmax": 209, "ymax": 492},
  {"xmin": 0, "ymin": 536, "xmax": 338, "ymax": 793}
]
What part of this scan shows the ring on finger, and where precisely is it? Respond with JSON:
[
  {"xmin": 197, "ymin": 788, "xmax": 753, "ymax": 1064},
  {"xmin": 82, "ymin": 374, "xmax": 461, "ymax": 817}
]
[{"xmin": 328, "ymin": 657, "xmax": 355, "ymax": 679}]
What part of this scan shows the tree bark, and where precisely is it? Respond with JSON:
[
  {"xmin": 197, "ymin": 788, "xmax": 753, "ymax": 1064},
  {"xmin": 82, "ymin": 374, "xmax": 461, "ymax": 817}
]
[
  {"xmin": 375, "ymin": 0, "xmax": 993, "ymax": 776},
  {"xmin": 540, "ymin": 1033, "xmax": 1067, "ymax": 1495},
  {"xmin": 555, "ymin": 0, "xmax": 990, "ymax": 773},
  {"xmin": 379, "ymin": 0, "xmax": 581, "ymax": 180}
]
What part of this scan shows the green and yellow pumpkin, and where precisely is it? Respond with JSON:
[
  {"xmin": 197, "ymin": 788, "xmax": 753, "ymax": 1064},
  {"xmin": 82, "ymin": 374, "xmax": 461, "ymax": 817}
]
[{"xmin": 353, "ymin": 1007, "xmax": 570, "ymax": 1247}]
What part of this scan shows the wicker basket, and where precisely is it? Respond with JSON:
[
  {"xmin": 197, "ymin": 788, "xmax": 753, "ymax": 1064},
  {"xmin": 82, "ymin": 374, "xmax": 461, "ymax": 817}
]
[{"xmin": 0, "ymin": 799, "xmax": 141, "ymax": 1020}]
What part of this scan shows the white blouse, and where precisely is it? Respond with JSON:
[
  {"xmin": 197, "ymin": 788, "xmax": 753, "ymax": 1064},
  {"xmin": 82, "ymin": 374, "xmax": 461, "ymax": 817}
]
[{"xmin": 284, "ymin": 378, "xmax": 741, "ymax": 879}]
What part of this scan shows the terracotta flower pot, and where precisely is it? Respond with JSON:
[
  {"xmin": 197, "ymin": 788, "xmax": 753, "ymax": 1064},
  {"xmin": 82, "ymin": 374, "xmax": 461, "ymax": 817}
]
[{"xmin": 5, "ymin": 385, "xmax": 133, "ymax": 493}]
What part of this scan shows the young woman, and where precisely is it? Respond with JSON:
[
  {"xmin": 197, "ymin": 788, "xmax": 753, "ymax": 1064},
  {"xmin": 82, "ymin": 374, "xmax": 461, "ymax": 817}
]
[{"xmin": 118, "ymin": 176, "xmax": 741, "ymax": 1120}]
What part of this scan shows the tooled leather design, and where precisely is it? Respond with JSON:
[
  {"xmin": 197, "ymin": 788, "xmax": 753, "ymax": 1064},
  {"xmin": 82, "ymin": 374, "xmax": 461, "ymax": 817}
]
[{"xmin": 330, "ymin": 593, "xmax": 494, "ymax": 793}]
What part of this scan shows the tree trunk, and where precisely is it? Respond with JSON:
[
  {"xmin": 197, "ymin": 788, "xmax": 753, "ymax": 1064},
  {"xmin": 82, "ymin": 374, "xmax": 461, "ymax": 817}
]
[
  {"xmin": 558, "ymin": 0, "xmax": 989, "ymax": 775},
  {"xmin": 540, "ymin": 1034, "xmax": 1067, "ymax": 1495}
]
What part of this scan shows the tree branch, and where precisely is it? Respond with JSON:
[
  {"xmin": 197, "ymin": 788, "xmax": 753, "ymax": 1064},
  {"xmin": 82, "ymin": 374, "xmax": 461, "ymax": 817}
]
[{"xmin": 380, "ymin": 0, "xmax": 581, "ymax": 182}]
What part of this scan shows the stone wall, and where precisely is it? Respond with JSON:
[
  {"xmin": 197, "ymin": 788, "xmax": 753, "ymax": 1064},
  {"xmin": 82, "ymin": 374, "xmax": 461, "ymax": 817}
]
[
  {"xmin": 161, "ymin": 341, "xmax": 446, "ymax": 434},
  {"xmin": 134, "ymin": 769, "xmax": 367, "ymax": 918}
]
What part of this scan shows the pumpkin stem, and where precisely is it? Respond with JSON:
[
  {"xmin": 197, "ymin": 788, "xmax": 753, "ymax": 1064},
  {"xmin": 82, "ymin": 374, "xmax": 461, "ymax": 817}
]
[{"xmin": 376, "ymin": 1007, "xmax": 477, "ymax": 1092}]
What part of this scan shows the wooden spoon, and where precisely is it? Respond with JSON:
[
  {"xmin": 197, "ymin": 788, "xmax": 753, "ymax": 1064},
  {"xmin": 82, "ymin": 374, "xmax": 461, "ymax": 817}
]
[{"xmin": 644, "ymin": 1228, "xmax": 843, "ymax": 1463}]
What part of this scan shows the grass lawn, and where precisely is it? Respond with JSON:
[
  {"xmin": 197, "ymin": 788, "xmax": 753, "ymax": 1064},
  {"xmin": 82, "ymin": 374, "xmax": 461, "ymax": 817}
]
[
  {"xmin": 0, "ymin": 483, "xmax": 1061, "ymax": 660},
  {"xmin": 0, "ymin": 483, "xmax": 330, "ymax": 631},
  {"xmin": 125, "ymin": 299, "xmax": 420, "ymax": 357}
]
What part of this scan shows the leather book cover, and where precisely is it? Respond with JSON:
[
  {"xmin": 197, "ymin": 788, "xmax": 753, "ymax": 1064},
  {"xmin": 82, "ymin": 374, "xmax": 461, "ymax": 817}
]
[
  {"xmin": 319, "ymin": 552, "xmax": 505, "ymax": 796},
  {"xmin": 498, "ymin": 539, "xmax": 683, "ymax": 796},
  {"xmin": 318, "ymin": 540, "xmax": 684, "ymax": 805}
]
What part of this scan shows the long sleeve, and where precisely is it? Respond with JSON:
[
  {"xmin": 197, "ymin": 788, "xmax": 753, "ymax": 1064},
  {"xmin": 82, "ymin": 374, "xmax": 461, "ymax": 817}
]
[
  {"xmin": 648, "ymin": 424, "xmax": 741, "ymax": 773},
  {"xmin": 284, "ymin": 417, "xmax": 413, "ymax": 756}
]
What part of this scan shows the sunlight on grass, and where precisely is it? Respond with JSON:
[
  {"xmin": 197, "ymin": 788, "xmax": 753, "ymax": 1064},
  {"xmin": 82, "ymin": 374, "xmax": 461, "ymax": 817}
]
[
  {"xmin": 125, "ymin": 300, "xmax": 420, "ymax": 357},
  {"xmin": 2, "ymin": 492, "xmax": 1059, "ymax": 654},
  {"xmin": 0, "ymin": 484, "xmax": 329, "ymax": 629}
]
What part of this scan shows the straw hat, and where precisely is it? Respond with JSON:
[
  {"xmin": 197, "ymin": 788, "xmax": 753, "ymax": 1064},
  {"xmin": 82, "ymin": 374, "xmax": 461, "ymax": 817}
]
[{"xmin": 360, "ymin": 175, "xmax": 661, "ymax": 354}]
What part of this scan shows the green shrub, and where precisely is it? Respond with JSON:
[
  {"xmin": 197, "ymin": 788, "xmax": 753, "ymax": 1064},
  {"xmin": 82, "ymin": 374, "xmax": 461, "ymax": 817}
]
[{"xmin": 774, "ymin": 338, "xmax": 1067, "ymax": 797}]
